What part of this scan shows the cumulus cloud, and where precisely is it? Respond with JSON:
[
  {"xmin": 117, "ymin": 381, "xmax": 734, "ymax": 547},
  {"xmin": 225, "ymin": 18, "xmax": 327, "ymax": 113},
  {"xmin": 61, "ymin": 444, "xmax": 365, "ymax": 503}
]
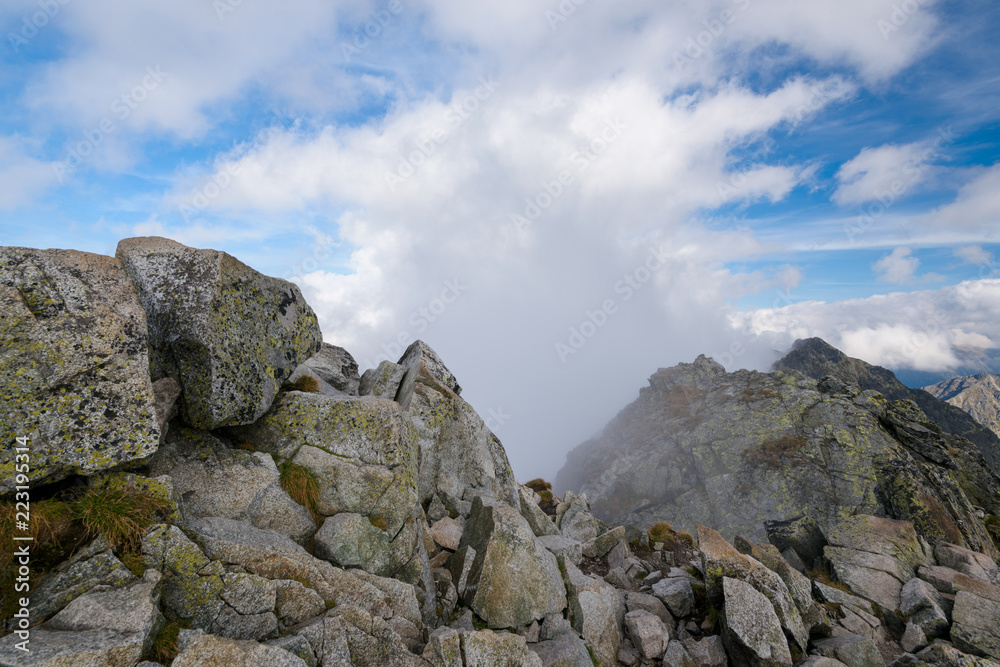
[
  {"xmin": 732, "ymin": 279, "xmax": 1000, "ymax": 372},
  {"xmin": 874, "ymin": 246, "xmax": 920, "ymax": 283},
  {"xmin": 919, "ymin": 164, "xmax": 1000, "ymax": 232},
  {"xmin": 833, "ymin": 142, "xmax": 936, "ymax": 206},
  {"xmin": 955, "ymin": 245, "xmax": 993, "ymax": 265}
]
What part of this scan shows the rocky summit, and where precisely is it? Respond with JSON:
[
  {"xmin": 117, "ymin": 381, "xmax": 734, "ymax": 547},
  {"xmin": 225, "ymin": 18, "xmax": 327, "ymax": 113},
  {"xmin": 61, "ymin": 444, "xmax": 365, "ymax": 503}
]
[
  {"xmin": 3, "ymin": 239, "xmax": 1000, "ymax": 667},
  {"xmin": 924, "ymin": 373, "xmax": 1000, "ymax": 442}
]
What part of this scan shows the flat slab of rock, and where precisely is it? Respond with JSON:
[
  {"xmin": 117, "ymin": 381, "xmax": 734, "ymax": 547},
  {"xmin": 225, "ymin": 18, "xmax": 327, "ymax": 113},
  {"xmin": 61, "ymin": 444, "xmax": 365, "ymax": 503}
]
[
  {"xmin": 952, "ymin": 589, "xmax": 1000, "ymax": 660},
  {"xmin": 722, "ymin": 576, "xmax": 792, "ymax": 667},
  {"xmin": 1, "ymin": 247, "xmax": 161, "ymax": 492},
  {"xmin": 117, "ymin": 236, "xmax": 321, "ymax": 429},
  {"xmin": 173, "ymin": 632, "xmax": 309, "ymax": 666},
  {"xmin": 539, "ymin": 534, "xmax": 583, "ymax": 565}
]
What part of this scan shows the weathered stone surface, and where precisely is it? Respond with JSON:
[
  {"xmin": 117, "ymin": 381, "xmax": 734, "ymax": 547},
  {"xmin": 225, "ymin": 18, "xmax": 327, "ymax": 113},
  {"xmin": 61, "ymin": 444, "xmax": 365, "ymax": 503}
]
[
  {"xmin": 423, "ymin": 626, "xmax": 462, "ymax": 667},
  {"xmin": 153, "ymin": 376, "xmax": 182, "ymax": 432},
  {"xmin": 684, "ymin": 635, "xmax": 728, "ymax": 667},
  {"xmin": 918, "ymin": 564, "xmax": 961, "ymax": 595},
  {"xmin": 812, "ymin": 634, "xmax": 885, "ymax": 667},
  {"xmin": 663, "ymin": 641, "xmax": 698, "ymax": 667},
  {"xmin": 901, "ymin": 622, "xmax": 928, "ymax": 653},
  {"xmin": 529, "ymin": 631, "xmax": 593, "ymax": 667},
  {"xmin": 561, "ymin": 558, "xmax": 625, "ymax": 667},
  {"xmin": 173, "ymin": 632, "xmax": 309, "ymax": 666},
  {"xmin": 314, "ymin": 512, "xmax": 392, "ymax": 575},
  {"xmin": 142, "ymin": 523, "xmax": 226, "ymax": 629},
  {"xmin": 396, "ymin": 341, "xmax": 520, "ymax": 512},
  {"xmin": 735, "ymin": 536, "xmax": 821, "ymax": 629},
  {"xmin": 652, "ymin": 576, "xmax": 696, "ymax": 618},
  {"xmin": 266, "ymin": 635, "xmax": 319, "ymax": 667},
  {"xmin": 458, "ymin": 496, "xmax": 567, "ymax": 628},
  {"xmin": 625, "ymin": 609, "xmax": 669, "ymax": 659},
  {"xmin": 722, "ymin": 576, "xmax": 792, "ymax": 667},
  {"xmin": 582, "ymin": 526, "xmax": 626, "ymax": 559},
  {"xmin": 559, "ymin": 495, "xmax": 599, "ymax": 543},
  {"xmin": 937, "ymin": 542, "xmax": 1000, "ymax": 585},
  {"xmin": 30, "ymin": 539, "xmax": 137, "ymax": 623},
  {"xmin": 40, "ymin": 569, "xmax": 164, "ymax": 663},
  {"xmin": 360, "ymin": 360, "xmax": 408, "ymax": 399},
  {"xmin": 555, "ymin": 343, "xmax": 1000, "ymax": 558},
  {"xmin": 229, "ymin": 391, "xmax": 418, "ymax": 538},
  {"xmin": 892, "ymin": 642, "xmax": 1000, "ymax": 666},
  {"xmin": 0, "ymin": 627, "xmax": 157, "ymax": 666},
  {"xmin": 429, "ymin": 516, "xmax": 464, "ymax": 551},
  {"xmin": 303, "ymin": 343, "xmax": 361, "ymax": 395},
  {"xmin": 151, "ymin": 427, "xmax": 315, "ymax": 543},
  {"xmin": 274, "ymin": 579, "xmax": 327, "ymax": 628},
  {"xmin": 765, "ymin": 515, "xmax": 828, "ymax": 567},
  {"xmin": 952, "ymin": 590, "xmax": 1000, "ymax": 660},
  {"xmin": 117, "ymin": 236, "xmax": 322, "ymax": 429},
  {"xmin": 304, "ymin": 605, "xmax": 424, "ymax": 667},
  {"xmin": 1, "ymin": 247, "xmax": 161, "ymax": 492},
  {"xmin": 519, "ymin": 484, "xmax": 560, "ymax": 537},
  {"xmin": 539, "ymin": 534, "xmax": 583, "ymax": 565},
  {"xmin": 900, "ymin": 578, "xmax": 950, "ymax": 639},
  {"xmin": 460, "ymin": 630, "xmax": 543, "ymax": 667},
  {"xmin": 626, "ymin": 591, "xmax": 675, "ymax": 629},
  {"xmin": 699, "ymin": 525, "xmax": 808, "ymax": 651}
]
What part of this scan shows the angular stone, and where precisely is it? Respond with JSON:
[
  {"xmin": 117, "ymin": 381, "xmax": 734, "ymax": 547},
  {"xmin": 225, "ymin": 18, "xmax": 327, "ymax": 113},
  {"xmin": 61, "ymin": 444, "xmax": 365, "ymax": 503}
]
[
  {"xmin": 559, "ymin": 495, "xmax": 599, "ymax": 543},
  {"xmin": 423, "ymin": 626, "xmax": 462, "ymax": 667},
  {"xmin": 429, "ymin": 516, "xmax": 464, "ymax": 551},
  {"xmin": 30, "ymin": 540, "xmax": 136, "ymax": 623},
  {"xmin": 117, "ymin": 236, "xmax": 322, "ymax": 429},
  {"xmin": 360, "ymin": 360, "xmax": 408, "ymax": 399},
  {"xmin": 652, "ymin": 576, "xmax": 696, "ymax": 618},
  {"xmin": 895, "ymin": 642, "xmax": 1000, "ymax": 666},
  {"xmin": 954, "ymin": 572, "xmax": 1000, "ymax": 602},
  {"xmin": 519, "ymin": 484, "xmax": 560, "ymax": 537},
  {"xmin": 0, "ymin": 247, "xmax": 161, "ymax": 492},
  {"xmin": 825, "ymin": 546, "xmax": 907, "ymax": 612},
  {"xmin": 952, "ymin": 590, "xmax": 1000, "ymax": 660},
  {"xmin": 626, "ymin": 591, "xmax": 675, "ymax": 629},
  {"xmin": 561, "ymin": 558, "xmax": 625, "ymax": 667},
  {"xmin": 230, "ymin": 391, "xmax": 418, "ymax": 537},
  {"xmin": 142, "ymin": 523, "xmax": 226, "ymax": 629},
  {"xmin": 150, "ymin": 427, "xmax": 315, "ymax": 543},
  {"xmin": 684, "ymin": 635, "xmax": 728, "ymax": 667},
  {"xmin": 901, "ymin": 622, "xmax": 928, "ymax": 653},
  {"xmin": 765, "ymin": 515, "xmax": 828, "ymax": 567},
  {"xmin": 827, "ymin": 515, "xmax": 929, "ymax": 572},
  {"xmin": 530, "ymin": 631, "xmax": 593, "ymax": 667},
  {"xmin": 663, "ymin": 641, "xmax": 697, "ymax": 667},
  {"xmin": 918, "ymin": 564, "xmax": 961, "ymax": 595},
  {"xmin": 937, "ymin": 542, "xmax": 1000, "ymax": 585},
  {"xmin": 625, "ymin": 609, "xmax": 669, "ymax": 659},
  {"xmin": 460, "ymin": 629, "xmax": 543, "ymax": 667},
  {"xmin": 699, "ymin": 525, "xmax": 808, "ymax": 651},
  {"xmin": 303, "ymin": 343, "xmax": 361, "ymax": 395},
  {"xmin": 220, "ymin": 572, "xmax": 276, "ymax": 615},
  {"xmin": 172, "ymin": 632, "xmax": 309, "ymax": 666},
  {"xmin": 0, "ymin": 627, "xmax": 160, "ymax": 666},
  {"xmin": 900, "ymin": 578, "xmax": 949, "ymax": 639},
  {"xmin": 582, "ymin": 526, "xmax": 626, "ymax": 559},
  {"xmin": 457, "ymin": 496, "xmax": 567, "ymax": 628},
  {"xmin": 314, "ymin": 512, "xmax": 392, "ymax": 575},
  {"xmin": 539, "ymin": 534, "xmax": 583, "ymax": 565},
  {"xmin": 812, "ymin": 634, "xmax": 885, "ymax": 667},
  {"xmin": 274, "ymin": 580, "xmax": 327, "ymax": 628},
  {"xmin": 265, "ymin": 635, "xmax": 318, "ymax": 667},
  {"xmin": 721, "ymin": 576, "xmax": 792, "ymax": 667}
]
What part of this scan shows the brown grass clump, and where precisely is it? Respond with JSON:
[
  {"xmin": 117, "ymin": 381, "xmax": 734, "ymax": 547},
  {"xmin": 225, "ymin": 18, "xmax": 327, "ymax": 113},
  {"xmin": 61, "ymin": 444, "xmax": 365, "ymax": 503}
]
[
  {"xmin": 660, "ymin": 384, "xmax": 706, "ymax": 419},
  {"xmin": 74, "ymin": 486, "xmax": 170, "ymax": 556},
  {"xmin": 285, "ymin": 375, "xmax": 320, "ymax": 393},
  {"xmin": 150, "ymin": 619, "xmax": 188, "ymax": 664},
  {"xmin": 281, "ymin": 462, "xmax": 321, "ymax": 522},
  {"xmin": 742, "ymin": 435, "xmax": 808, "ymax": 468},
  {"xmin": 648, "ymin": 521, "xmax": 675, "ymax": 544},
  {"xmin": 525, "ymin": 478, "xmax": 552, "ymax": 494}
]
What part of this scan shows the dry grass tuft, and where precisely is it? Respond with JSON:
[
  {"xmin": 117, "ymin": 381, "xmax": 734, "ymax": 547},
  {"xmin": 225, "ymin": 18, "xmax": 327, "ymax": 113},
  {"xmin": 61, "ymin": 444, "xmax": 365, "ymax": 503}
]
[
  {"xmin": 285, "ymin": 375, "xmax": 320, "ymax": 393},
  {"xmin": 281, "ymin": 462, "xmax": 321, "ymax": 522}
]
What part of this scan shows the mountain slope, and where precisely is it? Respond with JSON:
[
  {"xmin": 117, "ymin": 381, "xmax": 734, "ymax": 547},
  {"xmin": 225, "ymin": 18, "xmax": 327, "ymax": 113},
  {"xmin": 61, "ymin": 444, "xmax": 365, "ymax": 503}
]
[
  {"xmin": 924, "ymin": 373, "xmax": 1000, "ymax": 440},
  {"xmin": 555, "ymin": 350, "xmax": 1000, "ymax": 556},
  {"xmin": 774, "ymin": 337, "xmax": 1000, "ymax": 472}
]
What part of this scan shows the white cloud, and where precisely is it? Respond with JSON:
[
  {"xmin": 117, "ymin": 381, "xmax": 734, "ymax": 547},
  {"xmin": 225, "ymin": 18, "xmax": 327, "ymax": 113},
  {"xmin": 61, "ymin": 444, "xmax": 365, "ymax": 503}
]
[
  {"xmin": 732, "ymin": 279, "xmax": 1000, "ymax": 372},
  {"xmin": 955, "ymin": 245, "xmax": 993, "ymax": 266},
  {"xmin": 874, "ymin": 246, "xmax": 920, "ymax": 283},
  {"xmin": 833, "ymin": 142, "xmax": 935, "ymax": 206},
  {"xmin": 0, "ymin": 136, "xmax": 60, "ymax": 210},
  {"xmin": 919, "ymin": 164, "xmax": 1000, "ymax": 232}
]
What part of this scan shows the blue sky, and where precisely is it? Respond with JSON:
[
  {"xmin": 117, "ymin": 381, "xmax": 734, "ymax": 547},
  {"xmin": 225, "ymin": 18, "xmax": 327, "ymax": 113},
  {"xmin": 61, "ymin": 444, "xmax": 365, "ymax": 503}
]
[{"xmin": 3, "ymin": 0, "xmax": 1000, "ymax": 478}]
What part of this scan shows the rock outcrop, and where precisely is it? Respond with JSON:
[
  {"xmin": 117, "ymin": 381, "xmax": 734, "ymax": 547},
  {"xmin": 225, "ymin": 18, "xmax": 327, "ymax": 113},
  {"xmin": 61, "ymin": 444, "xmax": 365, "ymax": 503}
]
[
  {"xmin": 7, "ymin": 240, "xmax": 1000, "ymax": 667},
  {"xmin": 556, "ymin": 345, "xmax": 1000, "ymax": 558},
  {"xmin": 924, "ymin": 372, "xmax": 1000, "ymax": 442}
]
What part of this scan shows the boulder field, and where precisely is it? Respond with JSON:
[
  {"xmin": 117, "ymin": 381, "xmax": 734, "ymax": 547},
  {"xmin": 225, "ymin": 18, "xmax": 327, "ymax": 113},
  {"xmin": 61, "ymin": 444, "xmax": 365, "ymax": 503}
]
[{"xmin": 2, "ymin": 238, "xmax": 1000, "ymax": 666}]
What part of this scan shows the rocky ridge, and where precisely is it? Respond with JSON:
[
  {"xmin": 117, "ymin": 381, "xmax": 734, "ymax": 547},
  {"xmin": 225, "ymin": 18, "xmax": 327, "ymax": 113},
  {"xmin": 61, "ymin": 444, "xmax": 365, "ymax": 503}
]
[
  {"xmin": 924, "ymin": 373, "xmax": 1000, "ymax": 442},
  {"xmin": 2, "ymin": 238, "xmax": 1000, "ymax": 666}
]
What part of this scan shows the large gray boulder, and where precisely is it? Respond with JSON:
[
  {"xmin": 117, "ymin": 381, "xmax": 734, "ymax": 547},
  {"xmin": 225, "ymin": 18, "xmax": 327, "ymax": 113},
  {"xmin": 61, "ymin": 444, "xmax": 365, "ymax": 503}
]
[
  {"xmin": 529, "ymin": 631, "xmax": 594, "ymax": 667},
  {"xmin": 457, "ymin": 496, "xmax": 567, "ymax": 628},
  {"xmin": 394, "ymin": 340, "xmax": 520, "ymax": 513},
  {"xmin": 952, "ymin": 589, "xmax": 1000, "ymax": 660},
  {"xmin": 561, "ymin": 558, "xmax": 626, "ymax": 667},
  {"xmin": 227, "ymin": 392, "xmax": 417, "ymax": 539},
  {"xmin": 297, "ymin": 605, "xmax": 425, "ymax": 667},
  {"xmin": 30, "ymin": 538, "xmax": 137, "ymax": 623},
  {"xmin": 0, "ymin": 247, "xmax": 161, "ymax": 493},
  {"xmin": 459, "ymin": 630, "xmax": 543, "ymax": 667},
  {"xmin": 303, "ymin": 342, "xmax": 361, "ymax": 395},
  {"xmin": 173, "ymin": 632, "xmax": 309, "ymax": 666},
  {"xmin": 116, "ymin": 236, "xmax": 321, "ymax": 429},
  {"xmin": 721, "ymin": 576, "xmax": 793, "ymax": 667},
  {"xmin": 150, "ymin": 427, "xmax": 315, "ymax": 544}
]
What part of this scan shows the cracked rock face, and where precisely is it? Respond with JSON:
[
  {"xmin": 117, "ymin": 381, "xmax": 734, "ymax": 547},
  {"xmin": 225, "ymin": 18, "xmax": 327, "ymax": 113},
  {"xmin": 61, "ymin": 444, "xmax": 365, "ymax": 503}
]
[
  {"xmin": 116, "ymin": 236, "xmax": 321, "ymax": 430},
  {"xmin": 556, "ymin": 348, "xmax": 1000, "ymax": 556},
  {"xmin": 0, "ymin": 247, "xmax": 161, "ymax": 493}
]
